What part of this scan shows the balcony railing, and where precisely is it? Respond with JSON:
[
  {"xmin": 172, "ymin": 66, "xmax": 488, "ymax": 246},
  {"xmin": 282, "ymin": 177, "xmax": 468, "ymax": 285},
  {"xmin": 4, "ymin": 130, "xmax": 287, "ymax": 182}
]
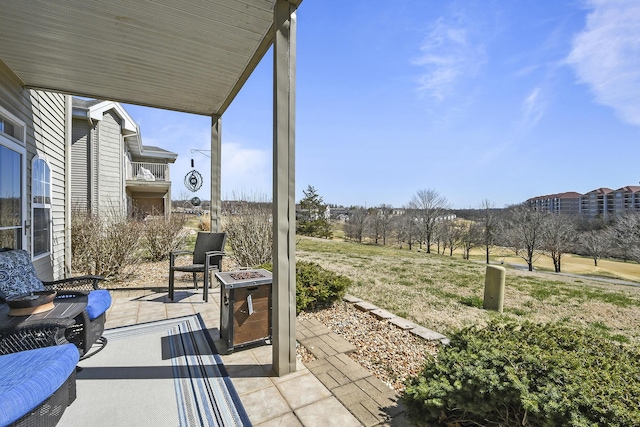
[{"xmin": 126, "ymin": 161, "xmax": 170, "ymax": 182}]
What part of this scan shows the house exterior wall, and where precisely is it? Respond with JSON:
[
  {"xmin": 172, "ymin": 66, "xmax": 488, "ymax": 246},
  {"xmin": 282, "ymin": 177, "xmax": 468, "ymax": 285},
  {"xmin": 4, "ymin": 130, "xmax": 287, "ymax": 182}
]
[
  {"xmin": 96, "ymin": 110, "xmax": 124, "ymax": 216},
  {"xmin": 71, "ymin": 118, "xmax": 91, "ymax": 211},
  {"xmin": 0, "ymin": 61, "xmax": 68, "ymax": 281},
  {"xmin": 132, "ymin": 197, "xmax": 164, "ymax": 217},
  {"xmin": 72, "ymin": 109, "xmax": 126, "ymax": 217},
  {"xmin": 71, "ymin": 100, "xmax": 176, "ymax": 220}
]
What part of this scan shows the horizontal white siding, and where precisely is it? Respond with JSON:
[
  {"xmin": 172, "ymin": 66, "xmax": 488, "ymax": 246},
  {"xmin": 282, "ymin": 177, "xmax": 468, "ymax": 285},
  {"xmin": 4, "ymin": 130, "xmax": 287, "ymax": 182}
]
[
  {"xmin": 71, "ymin": 118, "xmax": 90, "ymax": 210},
  {"xmin": 97, "ymin": 110, "xmax": 124, "ymax": 215}
]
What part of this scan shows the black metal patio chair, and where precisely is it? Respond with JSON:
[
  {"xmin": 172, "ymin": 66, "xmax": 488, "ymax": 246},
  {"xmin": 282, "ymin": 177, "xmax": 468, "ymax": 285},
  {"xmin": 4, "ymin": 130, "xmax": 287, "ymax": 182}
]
[{"xmin": 168, "ymin": 232, "xmax": 226, "ymax": 302}]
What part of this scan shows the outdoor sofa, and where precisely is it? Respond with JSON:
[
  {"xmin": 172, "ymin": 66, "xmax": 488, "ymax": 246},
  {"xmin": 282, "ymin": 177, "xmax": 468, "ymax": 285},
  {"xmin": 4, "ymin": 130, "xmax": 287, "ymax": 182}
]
[{"xmin": 0, "ymin": 249, "xmax": 111, "ymax": 358}]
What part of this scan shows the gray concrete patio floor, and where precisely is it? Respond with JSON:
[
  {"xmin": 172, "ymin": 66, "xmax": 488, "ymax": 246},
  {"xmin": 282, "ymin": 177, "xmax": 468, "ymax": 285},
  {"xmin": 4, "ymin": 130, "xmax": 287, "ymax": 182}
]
[{"xmin": 101, "ymin": 287, "xmax": 414, "ymax": 426}]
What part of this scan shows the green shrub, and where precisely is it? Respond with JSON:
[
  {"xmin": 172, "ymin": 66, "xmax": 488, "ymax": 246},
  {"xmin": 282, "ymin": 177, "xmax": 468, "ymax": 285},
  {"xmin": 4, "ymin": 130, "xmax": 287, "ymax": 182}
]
[
  {"xmin": 297, "ymin": 219, "xmax": 333, "ymax": 239},
  {"xmin": 403, "ymin": 320, "xmax": 640, "ymax": 426},
  {"xmin": 259, "ymin": 261, "xmax": 351, "ymax": 313}
]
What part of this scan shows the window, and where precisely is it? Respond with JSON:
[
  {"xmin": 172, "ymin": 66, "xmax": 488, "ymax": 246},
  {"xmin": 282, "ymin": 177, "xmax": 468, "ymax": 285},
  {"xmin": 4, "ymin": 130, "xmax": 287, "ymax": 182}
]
[
  {"xmin": 32, "ymin": 156, "xmax": 51, "ymax": 257},
  {"xmin": 0, "ymin": 143, "xmax": 23, "ymax": 249},
  {"xmin": 0, "ymin": 107, "xmax": 26, "ymax": 250},
  {"xmin": 0, "ymin": 117, "xmax": 17, "ymax": 140}
]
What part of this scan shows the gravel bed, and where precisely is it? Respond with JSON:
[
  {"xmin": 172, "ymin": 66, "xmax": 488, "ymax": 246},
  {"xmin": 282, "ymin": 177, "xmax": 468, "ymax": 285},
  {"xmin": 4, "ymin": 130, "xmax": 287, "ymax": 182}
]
[{"xmin": 298, "ymin": 301, "xmax": 441, "ymax": 392}]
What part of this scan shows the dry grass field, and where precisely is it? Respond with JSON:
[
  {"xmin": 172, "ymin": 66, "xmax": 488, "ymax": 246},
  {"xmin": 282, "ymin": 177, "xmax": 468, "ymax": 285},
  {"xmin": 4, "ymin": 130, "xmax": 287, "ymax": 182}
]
[
  {"xmin": 296, "ymin": 236, "xmax": 640, "ymax": 345},
  {"xmin": 471, "ymin": 247, "xmax": 640, "ymax": 282}
]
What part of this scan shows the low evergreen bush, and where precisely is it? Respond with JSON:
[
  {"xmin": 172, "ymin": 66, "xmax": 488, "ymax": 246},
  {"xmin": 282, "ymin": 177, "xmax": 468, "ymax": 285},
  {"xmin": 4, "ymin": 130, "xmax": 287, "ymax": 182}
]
[
  {"xmin": 403, "ymin": 320, "xmax": 640, "ymax": 426},
  {"xmin": 259, "ymin": 261, "xmax": 351, "ymax": 313}
]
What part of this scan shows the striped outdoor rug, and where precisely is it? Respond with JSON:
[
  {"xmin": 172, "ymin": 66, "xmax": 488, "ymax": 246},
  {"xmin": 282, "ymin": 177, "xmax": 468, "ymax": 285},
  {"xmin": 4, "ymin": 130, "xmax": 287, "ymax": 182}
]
[{"xmin": 59, "ymin": 314, "xmax": 251, "ymax": 426}]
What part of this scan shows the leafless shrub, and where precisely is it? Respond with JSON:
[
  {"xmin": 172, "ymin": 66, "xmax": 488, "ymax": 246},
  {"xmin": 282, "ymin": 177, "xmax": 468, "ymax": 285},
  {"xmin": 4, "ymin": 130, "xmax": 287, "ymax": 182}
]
[
  {"xmin": 222, "ymin": 192, "xmax": 272, "ymax": 268},
  {"xmin": 141, "ymin": 213, "xmax": 188, "ymax": 261},
  {"xmin": 71, "ymin": 206, "xmax": 143, "ymax": 280},
  {"xmin": 200, "ymin": 214, "xmax": 211, "ymax": 231}
]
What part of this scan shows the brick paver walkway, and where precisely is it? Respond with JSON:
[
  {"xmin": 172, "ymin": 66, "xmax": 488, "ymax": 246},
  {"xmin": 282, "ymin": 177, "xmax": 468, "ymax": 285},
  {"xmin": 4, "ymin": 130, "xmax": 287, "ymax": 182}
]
[{"xmin": 297, "ymin": 317, "xmax": 412, "ymax": 427}]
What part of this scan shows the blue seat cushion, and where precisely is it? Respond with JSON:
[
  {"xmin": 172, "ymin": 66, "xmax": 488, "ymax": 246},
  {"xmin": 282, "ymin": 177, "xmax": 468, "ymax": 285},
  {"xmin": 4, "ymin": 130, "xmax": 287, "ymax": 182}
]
[
  {"xmin": 0, "ymin": 344, "xmax": 79, "ymax": 426},
  {"xmin": 86, "ymin": 289, "xmax": 111, "ymax": 320}
]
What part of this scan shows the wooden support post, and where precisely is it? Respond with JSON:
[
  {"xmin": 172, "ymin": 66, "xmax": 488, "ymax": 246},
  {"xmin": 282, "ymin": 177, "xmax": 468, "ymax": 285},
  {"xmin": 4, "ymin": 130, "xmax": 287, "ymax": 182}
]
[
  {"xmin": 210, "ymin": 115, "xmax": 222, "ymax": 232},
  {"xmin": 272, "ymin": 0, "xmax": 297, "ymax": 376}
]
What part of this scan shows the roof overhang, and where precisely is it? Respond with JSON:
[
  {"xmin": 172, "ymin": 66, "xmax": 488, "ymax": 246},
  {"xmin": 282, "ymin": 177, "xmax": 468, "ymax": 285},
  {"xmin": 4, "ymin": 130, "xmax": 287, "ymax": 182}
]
[
  {"xmin": 0, "ymin": 0, "xmax": 301, "ymax": 116},
  {"xmin": 1, "ymin": 0, "xmax": 302, "ymax": 376},
  {"xmin": 72, "ymin": 100, "xmax": 138, "ymax": 133}
]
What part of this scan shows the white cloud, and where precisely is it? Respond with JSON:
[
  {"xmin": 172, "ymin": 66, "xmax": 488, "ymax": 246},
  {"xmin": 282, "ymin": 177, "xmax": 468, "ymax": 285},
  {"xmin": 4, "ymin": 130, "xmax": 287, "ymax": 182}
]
[
  {"xmin": 145, "ymin": 130, "xmax": 270, "ymax": 200},
  {"xmin": 522, "ymin": 87, "xmax": 545, "ymax": 128},
  {"xmin": 221, "ymin": 143, "xmax": 271, "ymax": 197},
  {"xmin": 412, "ymin": 17, "xmax": 485, "ymax": 101},
  {"xmin": 566, "ymin": 0, "xmax": 640, "ymax": 126}
]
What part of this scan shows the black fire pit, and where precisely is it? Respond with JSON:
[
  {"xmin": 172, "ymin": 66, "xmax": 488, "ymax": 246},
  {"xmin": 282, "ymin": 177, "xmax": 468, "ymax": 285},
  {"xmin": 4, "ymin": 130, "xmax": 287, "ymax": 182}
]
[{"xmin": 215, "ymin": 269, "xmax": 272, "ymax": 352}]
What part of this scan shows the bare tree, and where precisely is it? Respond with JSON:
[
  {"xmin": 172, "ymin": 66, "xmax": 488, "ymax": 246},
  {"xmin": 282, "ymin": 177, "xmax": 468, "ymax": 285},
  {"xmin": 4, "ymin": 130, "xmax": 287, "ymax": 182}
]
[
  {"xmin": 505, "ymin": 206, "xmax": 545, "ymax": 271},
  {"xmin": 578, "ymin": 229, "xmax": 610, "ymax": 267},
  {"xmin": 460, "ymin": 221, "xmax": 482, "ymax": 260},
  {"xmin": 377, "ymin": 204, "xmax": 395, "ymax": 246},
  {"xmin": 365, "ymin": 208, "xmax": 380, "ymax": 244},
  {"xmin": 606, "ymin": 213, "xmax": 640, "ymax": 262},
  {"xmin": 541, "ymin": 213, "xmax": 577, "ymax": 273},
  {"xmin": 479, "ymin": 199, "xmax": 499, "ymax": 264},
  {"xmin": 434, "ymin": 221, "xmax": 446, "ymax": 254},
  {"xmin": 408, "ymin": 189, "xmax": 450, "ymax": 253},
  {"xmin": 344, "ymin": 206, "xmax": 368, "ymax": 243},
  {"xmin": 439, "ymin": 219, "xmax": 462, "ymax": 256},
  {"xmin": 396, "ymin": 209, "xmax": 419, "ymax": 250}
]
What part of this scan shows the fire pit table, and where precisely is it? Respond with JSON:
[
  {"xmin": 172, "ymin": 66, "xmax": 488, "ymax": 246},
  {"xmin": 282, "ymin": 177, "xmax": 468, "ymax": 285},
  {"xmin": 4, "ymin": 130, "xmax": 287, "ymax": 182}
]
[{"xmin": 215, "ymin": 269, "xmax": 272, "ymax": 352}]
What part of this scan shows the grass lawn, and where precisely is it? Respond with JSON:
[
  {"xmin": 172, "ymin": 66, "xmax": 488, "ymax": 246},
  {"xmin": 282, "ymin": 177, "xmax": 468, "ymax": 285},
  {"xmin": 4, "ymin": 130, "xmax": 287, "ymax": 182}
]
[{"xmin": 296, "ymin": 236, "xmax": 640, "ymax": 344}]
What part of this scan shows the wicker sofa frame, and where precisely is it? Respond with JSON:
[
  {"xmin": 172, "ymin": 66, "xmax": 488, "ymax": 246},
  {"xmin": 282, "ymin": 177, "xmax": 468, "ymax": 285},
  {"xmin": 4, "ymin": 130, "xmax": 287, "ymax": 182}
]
[
  {"xmin": 0, "ymin": 249, "xmax": 109, "ymax": 359},
  {"xmin": 0, "ymin": 321, "xmax": 79, "ymax": 427}
]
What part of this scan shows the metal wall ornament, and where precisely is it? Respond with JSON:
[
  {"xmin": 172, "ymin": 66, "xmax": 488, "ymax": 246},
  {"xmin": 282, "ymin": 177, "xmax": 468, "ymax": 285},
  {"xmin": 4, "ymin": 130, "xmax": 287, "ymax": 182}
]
[
  {"xmin": 190, "ymin": 197, "xmax": 201, "ymax": 206},
  {"xmin": 184, "ymin": 159, "xmax": 203, "ymax": 192}
]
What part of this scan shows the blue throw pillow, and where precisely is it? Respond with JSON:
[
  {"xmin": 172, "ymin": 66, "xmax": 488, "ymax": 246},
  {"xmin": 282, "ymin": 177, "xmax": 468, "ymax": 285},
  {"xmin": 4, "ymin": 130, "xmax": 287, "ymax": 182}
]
[{"xmin": 0, "ymin": 250, "xmax": 45, "ymax": 300}]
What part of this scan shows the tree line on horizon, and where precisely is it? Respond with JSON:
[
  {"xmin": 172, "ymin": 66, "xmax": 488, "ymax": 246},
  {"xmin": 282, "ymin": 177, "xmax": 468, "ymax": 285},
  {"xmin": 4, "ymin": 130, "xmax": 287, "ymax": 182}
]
[
  {"xmin": 297, "ymin": 185, "xmax": 640, "ymax": 274},
  {"xmin": 171, "ymin": 185, "xmax": 640, "ymax": 274}
]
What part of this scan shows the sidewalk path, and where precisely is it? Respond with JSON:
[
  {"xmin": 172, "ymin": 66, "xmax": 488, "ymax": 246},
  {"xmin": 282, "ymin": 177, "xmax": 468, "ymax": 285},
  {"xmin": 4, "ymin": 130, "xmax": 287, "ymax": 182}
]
[
  {"xmin": 297, "ymin": 317, "xmax": 412, "ymax": 427},
  {"xmin": 296, "ymin": 294, "xmax": 449, "ymax": 426}
]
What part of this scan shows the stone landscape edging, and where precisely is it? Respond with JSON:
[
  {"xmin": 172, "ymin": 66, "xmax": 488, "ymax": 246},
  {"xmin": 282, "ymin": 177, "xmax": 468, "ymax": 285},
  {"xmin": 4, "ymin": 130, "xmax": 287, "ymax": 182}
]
[{"xmin": 343, "ymin": 294, "xmax": 450, "ymax": 345}]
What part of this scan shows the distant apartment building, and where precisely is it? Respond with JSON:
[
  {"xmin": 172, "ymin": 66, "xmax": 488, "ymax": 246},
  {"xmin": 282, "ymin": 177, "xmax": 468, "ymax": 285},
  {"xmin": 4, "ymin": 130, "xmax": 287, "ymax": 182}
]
[
  {"xmin": 612, "ymin": 186, "xmax": 640, "ymax": 214},
  {"xmin": 526, "ymin": 185, "xmax": 640, "ymax": 218},
  {"xmin": 580, "ymin": 187, "xmax": 614, "ymax": 218}
]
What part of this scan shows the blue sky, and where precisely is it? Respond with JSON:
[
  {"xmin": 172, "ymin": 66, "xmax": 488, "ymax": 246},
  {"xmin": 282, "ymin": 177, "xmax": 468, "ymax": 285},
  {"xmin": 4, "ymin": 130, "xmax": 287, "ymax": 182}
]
[{"xmin": 125, "ymin": 0, "xmax": 640, "ymax": 209}]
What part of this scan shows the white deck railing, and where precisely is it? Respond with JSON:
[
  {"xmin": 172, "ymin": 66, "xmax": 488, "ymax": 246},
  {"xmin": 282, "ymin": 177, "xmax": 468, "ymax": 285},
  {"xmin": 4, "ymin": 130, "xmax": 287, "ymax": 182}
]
[{"xmin": 126, "ymin": 161, "xmax": 170, "ymax": 182}]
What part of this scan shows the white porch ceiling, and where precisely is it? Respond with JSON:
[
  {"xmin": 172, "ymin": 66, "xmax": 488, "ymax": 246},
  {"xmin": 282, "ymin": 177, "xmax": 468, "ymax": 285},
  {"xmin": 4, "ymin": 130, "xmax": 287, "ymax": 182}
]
[{"xmin": 0, "ymin": 0, "xmax": 300, "ymax": 116}]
